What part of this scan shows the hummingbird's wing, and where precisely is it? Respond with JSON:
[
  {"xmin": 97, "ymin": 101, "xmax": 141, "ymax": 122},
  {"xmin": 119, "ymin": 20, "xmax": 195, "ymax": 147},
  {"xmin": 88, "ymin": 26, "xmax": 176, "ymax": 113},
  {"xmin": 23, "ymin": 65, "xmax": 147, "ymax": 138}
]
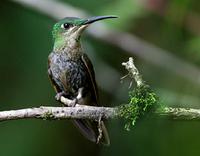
[
  {"xmin": 81, "ymin": 53, "xmax": 98, "ymax": 104},
  {"xmin": 73, "ymin": 53, "xmax": 110, "ymax": 145}
]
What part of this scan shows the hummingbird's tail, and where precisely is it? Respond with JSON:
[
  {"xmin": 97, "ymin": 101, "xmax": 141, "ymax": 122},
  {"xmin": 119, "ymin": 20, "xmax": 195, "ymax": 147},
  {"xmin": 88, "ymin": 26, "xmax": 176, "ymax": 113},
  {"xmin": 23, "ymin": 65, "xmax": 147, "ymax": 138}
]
[{"xmin": 73, "ymin": 119, "xmax": 110, "ymax": 145}]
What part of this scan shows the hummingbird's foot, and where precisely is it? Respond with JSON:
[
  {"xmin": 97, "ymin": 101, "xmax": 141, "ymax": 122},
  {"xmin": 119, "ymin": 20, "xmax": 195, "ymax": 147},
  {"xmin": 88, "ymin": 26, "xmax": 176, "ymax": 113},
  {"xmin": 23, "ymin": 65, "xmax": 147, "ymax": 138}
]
[
  {"xmin": 67, "ymin": 98, "xmax": 77, "ymax": 107},
  {"xmin": 76, "ymin": 88, "xmax": 84, "ymax": 101},
  {"xmin": 60, "ymin": 96, "xmax": 77, "ymax": 107},
  {"xmin": 55, "ymin": 91, "xmax": 66, "ymax": 101},
  {"xmin": 58, "ymin": 88, "xmax": 83, "ymax": 107},
  {"xmin": 68, "ymin": 99, "xmax": 77, "ymax": 107}
]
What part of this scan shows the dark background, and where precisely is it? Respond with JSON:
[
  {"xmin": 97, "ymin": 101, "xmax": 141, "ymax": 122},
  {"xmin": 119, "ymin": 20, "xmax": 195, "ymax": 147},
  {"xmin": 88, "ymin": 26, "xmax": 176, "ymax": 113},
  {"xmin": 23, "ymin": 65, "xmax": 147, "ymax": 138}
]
[{"xmin": 0, "ymin": 0, "xmax": 200, "ymax": 156}]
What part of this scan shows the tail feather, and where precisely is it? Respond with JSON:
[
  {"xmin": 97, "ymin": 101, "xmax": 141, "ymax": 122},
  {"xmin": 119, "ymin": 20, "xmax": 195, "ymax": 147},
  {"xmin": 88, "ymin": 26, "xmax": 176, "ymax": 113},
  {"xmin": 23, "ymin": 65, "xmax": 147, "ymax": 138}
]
[
  {"xmin": 73, "ymin": 119, "xmax": 110, "ymax": 145},
  {"xmin": 73, "ymin": 119, "xmax": 96, "ymax": 143}
]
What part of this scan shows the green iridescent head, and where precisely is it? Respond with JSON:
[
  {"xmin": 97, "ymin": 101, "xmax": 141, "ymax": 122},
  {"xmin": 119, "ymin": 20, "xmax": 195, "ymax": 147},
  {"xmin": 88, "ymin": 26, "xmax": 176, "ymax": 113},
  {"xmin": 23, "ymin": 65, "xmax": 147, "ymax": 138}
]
[
  {"xmin": 52, "ymin": 17, "xmax": 85, "ymax": 39},
  {"xmin": 52, "ymin": 15, "xmax": 118, "ymax": 50}
]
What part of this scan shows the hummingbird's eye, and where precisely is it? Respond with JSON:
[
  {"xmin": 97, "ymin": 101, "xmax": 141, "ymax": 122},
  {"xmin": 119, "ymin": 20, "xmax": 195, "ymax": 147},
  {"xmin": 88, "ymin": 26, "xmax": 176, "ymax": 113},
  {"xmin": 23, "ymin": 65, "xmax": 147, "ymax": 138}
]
[{"xmin": 62, "ymin": 23, "xmax": 70, "ymax": 29}]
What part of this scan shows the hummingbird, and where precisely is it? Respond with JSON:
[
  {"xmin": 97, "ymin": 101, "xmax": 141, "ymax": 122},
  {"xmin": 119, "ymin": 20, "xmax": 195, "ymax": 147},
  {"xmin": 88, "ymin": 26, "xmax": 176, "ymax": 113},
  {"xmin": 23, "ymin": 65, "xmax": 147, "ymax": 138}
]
[{"xmin": 48, "ymin": 15, "xmax": 117, "ymax": 145}]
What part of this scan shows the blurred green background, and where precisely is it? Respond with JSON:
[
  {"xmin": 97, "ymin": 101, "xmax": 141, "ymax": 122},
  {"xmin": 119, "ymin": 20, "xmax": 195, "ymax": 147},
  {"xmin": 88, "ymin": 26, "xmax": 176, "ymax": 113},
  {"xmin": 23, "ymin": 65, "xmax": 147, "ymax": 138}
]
[{"xmin": 1, "ymin": 0, "xmax": 200, "ymax": 155}]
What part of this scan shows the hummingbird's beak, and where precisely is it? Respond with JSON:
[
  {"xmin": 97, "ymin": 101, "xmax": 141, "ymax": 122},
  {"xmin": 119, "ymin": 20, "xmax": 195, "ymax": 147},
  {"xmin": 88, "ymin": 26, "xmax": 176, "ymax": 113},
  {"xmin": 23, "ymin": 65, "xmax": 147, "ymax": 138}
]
[
  {"xmin": 82, "ymin": 15, "xmax": 118, "ymax": 25},
  {"xmin": 76, "ymin": 15, "xmax": 118, "ymax": 37}
]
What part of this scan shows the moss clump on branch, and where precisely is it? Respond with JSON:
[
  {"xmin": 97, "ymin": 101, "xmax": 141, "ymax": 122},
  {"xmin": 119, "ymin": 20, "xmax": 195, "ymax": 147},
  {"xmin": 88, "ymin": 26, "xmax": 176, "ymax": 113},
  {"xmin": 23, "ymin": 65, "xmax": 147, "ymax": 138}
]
[
  {"xmin": 118, "ymin": 84, "xmax": 158, "ymax": 130},
  {"xmin": 42, "ymin": 111, "xmax": 54, "ymax": 120}
]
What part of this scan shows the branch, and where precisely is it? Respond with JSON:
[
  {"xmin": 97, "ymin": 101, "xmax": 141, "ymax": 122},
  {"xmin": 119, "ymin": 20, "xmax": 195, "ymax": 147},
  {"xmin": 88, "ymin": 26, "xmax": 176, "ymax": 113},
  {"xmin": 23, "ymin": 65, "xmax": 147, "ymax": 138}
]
[
  {"xmin": 0, "ymin": 106, "xmax": 117, "ymax": 122},
  {"xmin": 122, "ymin": 57, "xmax": 143, "ymax": 87},
  {"xmin": 157, "ymin": 107, "xmax": 200, "ymax": 120},
  {"xmin": 1, "ymin": 106, "xmax": 200, "ymax": 122}
]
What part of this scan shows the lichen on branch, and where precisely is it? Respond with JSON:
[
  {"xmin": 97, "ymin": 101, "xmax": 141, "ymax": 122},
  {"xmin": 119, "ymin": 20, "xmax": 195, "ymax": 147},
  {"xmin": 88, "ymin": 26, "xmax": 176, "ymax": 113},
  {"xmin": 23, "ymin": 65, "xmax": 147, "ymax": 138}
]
[
  {"xmin": 118, "ymin": 85, "xmax": 158, "ymax": 130},
  {"xmin": 119, "ymin": 57, "xmax": 159, "ymax": 130}
]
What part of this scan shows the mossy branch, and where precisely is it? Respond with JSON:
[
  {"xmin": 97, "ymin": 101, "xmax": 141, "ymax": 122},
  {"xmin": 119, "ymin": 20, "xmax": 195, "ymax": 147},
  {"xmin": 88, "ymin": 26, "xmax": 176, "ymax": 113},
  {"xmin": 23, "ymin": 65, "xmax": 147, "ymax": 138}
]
[
  {"xmin": 0, "ymin": 106, "xmax": 200, "ymax": 122},
  {"xmin": 118, "ymin": 57, "xmax": 159, "ymax": 130},
  {"xmin": 115, "ymin": 57, "xmax": 200, "ymax": 130}
]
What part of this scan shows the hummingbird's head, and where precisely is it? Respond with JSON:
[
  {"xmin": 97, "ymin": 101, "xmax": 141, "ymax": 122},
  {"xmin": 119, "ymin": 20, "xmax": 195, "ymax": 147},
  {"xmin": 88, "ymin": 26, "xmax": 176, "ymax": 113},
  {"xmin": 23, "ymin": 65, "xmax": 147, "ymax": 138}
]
[{"xmin": 52, "ymin": 15, "xmax": 118, "ymax": 50}]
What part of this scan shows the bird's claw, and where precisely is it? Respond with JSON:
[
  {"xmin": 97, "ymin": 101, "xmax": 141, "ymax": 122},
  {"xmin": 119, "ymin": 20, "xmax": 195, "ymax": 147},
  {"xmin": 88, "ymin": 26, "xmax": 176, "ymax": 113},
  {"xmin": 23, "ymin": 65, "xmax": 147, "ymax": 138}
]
[
  {"xmin": 55, "ymin": 91, "xmax": 65, "ymax": 101},
  {"xmin": 59, "ymin": 96, "xmax": 77, "ymax": 107},
  {"xmin": 68, "ymin": 99, "xmax": 77, "ymax": 107}
]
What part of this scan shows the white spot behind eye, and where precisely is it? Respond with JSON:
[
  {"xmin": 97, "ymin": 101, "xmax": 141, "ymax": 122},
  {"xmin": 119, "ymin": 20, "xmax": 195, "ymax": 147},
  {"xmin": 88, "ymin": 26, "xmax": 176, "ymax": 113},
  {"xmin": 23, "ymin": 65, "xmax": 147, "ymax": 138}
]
[{"xmin": 61, "ymin": 24, "xmax": 65, "ymax": 29}]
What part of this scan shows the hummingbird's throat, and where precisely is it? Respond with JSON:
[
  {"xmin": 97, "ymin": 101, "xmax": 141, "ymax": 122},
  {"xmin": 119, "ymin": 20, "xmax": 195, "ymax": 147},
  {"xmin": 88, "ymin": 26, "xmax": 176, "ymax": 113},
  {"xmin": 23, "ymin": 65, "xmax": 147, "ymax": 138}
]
[{"xmin": 53, "ymin": 35, "xmax": 80, "ymax": 52}]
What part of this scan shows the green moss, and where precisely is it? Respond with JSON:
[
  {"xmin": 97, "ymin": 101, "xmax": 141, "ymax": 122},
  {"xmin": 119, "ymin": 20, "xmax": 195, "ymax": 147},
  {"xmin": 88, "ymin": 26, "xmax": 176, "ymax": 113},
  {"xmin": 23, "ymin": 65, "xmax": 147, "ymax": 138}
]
[
  {"xmin": 118, "ymin": 84, "xmax": 159, "ymax": 131},
  {"xmin": 42, "ymin": 111, "xmax": 54, "ymax": 120}
]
